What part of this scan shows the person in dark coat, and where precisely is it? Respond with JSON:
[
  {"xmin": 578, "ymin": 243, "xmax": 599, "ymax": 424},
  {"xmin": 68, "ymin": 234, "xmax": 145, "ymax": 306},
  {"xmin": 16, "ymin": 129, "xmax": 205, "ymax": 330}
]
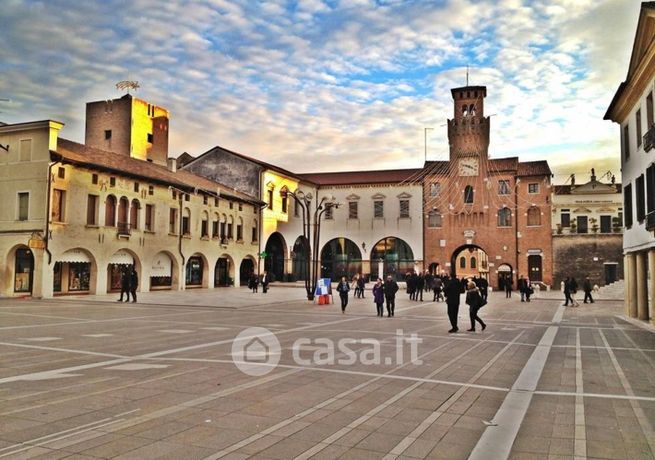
[
  {"xmin": 118, "ymin": 266, "xmax": 130, "ymax": 302},
  {"xmin": 415, "ymin": 272, "xmax": 424, "ymax": 301},
  {"xmin": 384, "ymin": 275, "xmax": 399, "ymax": 317},
  {"xmin": 518, "ymin": 275, "xmax": 527, "ymax": 302},
  {"xmin": 336, "ymin": 276, "xmax": 350, "ymax": 313},
  {"xmin": 357, "ymin": 273, "xmax": 366, "ymax": 299},
  {"xmin": 478, "ymin": 277, "xmax": 488, "ymax": 302},
  {"xmin": 261, "ymin": 271, "xmax": 269, "ymax": 293},
  {"xmin": 504, "ymin": 276, "xmax": 513, "ymax": 298},
  {"xmin": 372, "ymin": 278, "xmax": 384, "ymax": 317},
  {"xmin": 249, "ymin": 272, "xmax": 258, "ymax": 293},
  {"xmin": 569, "ymin": 277, "xmax": 580, "ymax": 307},
  {"xmin": 433, "ymin": 276, "xmax": 444, "ymax": 302},
  {"xmin": 465, "ymin": 281, "xmax": 486, "ymax": 332},
  {"xmin": 129, "ymin": 267, "xmax": 138, "ymax": 303},
  {"xmin": 443, "ymin": 275, "xmax": 461, "ymax": 333},
  {"xmin": 407, "ymin": 272, "xmax": 416, "ymax": 300},
  {"xmin": 563, "ymin": 277, "xmax": 572, "ymax": 306},
  {"xmin": 583, "ymin": 276, "xmax": 594, "ymax": 303}
]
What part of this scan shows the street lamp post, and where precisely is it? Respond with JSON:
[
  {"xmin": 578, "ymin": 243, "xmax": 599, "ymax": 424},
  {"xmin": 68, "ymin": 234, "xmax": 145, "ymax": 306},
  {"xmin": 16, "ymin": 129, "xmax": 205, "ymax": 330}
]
[{"xmin": 280, "ymin": 189, "xmax": 339, "ymax": 300}]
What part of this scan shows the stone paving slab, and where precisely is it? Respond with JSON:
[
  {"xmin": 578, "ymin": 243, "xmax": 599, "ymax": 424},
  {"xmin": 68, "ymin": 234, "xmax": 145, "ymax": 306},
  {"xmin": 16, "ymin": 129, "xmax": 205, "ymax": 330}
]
[{"xmin": 0, "ymin": 288, "xmax": 654, "ymax": 459}]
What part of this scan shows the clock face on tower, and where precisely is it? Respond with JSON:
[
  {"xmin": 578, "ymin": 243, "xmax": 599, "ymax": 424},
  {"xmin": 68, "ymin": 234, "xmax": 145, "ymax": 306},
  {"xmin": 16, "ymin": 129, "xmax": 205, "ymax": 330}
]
[{"xmin": 458, "ymin": 157, "xmax": 479, "ymax": 176}]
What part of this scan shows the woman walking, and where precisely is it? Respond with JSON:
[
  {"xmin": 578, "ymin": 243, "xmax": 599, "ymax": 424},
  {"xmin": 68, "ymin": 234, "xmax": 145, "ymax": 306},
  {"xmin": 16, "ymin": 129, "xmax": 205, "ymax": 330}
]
[
  {"xmin": 465, "ymin": 281, "xmax": 486, "ymax": 332},
  {"xmin": 372, "ymin": 278, "xmax": 384, "ymax": 317}
]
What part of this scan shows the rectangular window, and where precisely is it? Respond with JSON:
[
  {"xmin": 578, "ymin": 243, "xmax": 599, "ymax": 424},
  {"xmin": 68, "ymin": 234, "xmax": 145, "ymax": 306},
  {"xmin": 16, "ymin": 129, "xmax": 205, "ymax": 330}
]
[
  {"xmin": 267, "ymin": 190, "xmax": 273, "ymax": 210},
  {"xmin": 647, "ymin": 164, "xmax": 655, "ymax": 217},
  {"xmin": 227, "ymin": 222, "xmax": 233, "ymax": 239},
  {"xmin": 560, "ymin": 209, "xmax": 570, "ymax": 227},
  {"xmin": 104, "ymin": 130, "xmax": 112, "ymax": 140},
  {"xmin": 528, "ymin": 183, "xmax": 539, "ymax": 194},
  {"xmin": 229, "ymin": 201, "xmax": 233, "ymax": 209},
  {"xmin": 134, "ymin": 182, "xmax": 139, "ymax": 193},
  {"xmin": 600, "ymin": 215, "xmax": 611, "ymax": 234},
  {"xmin": 19, "ymin": 139, "xmax": 32, "ymax": 162},
  {"xmin": 237, "ymin": 223, "xmax": 243, "ymax": 240},
  {"xmin": 184, "ymin": 193, "xmax": 190, "ymax": 202},
  {"xmin": 324, "ymin": 205, "xmax": 333, "ymax": 220},
  {"xmin": 172, "ymin": 190, "xmax": 177, "ymax": 199},
  {"xmin": 374, "ymin": 201, "xmax": 384, "ymax": 218},
  {"xmin": 169, "ymin": 208, "xmax": 178, "ymax": 234},
  {"xmin": 348, "ymin": 201, "xmax": 358, "ymax": 219},
  {"xmin": 637, "ymin": 109, "xmax": 643, "ymax": 148},
  {"xmin": 281, "ymin": 196, "xmax": 288, "ymax": 213},
  {"xmin": 58, "ymin": 167, "xmax": 65, "ymax": 179},
  {"xmin": 498, "ymin": 180, "xmax": 510, "ymax": 195},
  {"xmin": 182, "ymin": 215, "xmax": 190, "ymax": 235},
  {"xmin": 252, "ymin": 226, "xmax": 258, "ymax": 243},
  {"xmin": 636, "ymin": 174, "xmax": 646, "ymax": 222},
  {"xmin": 212, "ymin": 220, "xmax": 219, "ymax": 237},
  {"xmin": 203, "ymin": 195, "xmax": 208, "ymax": 205},
  {"xmin": 428, "ymin": 212, "xmax": 442, "ymax": 227},
  {"xmin": 18, "ymin": 192, "xmax": 29, "ymax": 221},
  {"xmin": 399, "ymin": 200, "xmax": 410, "ymax": 218},
  {"xmin": 109, "ymin": 177, "xmax": 116, "ymax": 187},
  {"xmin": 147, "ymin": 133, "xmax": 153, "ymax": 143},
  {"xmin": 148, "ymin": 185, "xmax": 154, "ymax": 195},
  {"xmin": 577, "ymin": 216, "xmax": 588, "ymax": 234},
  {"xmin": 624, "ymin": 125, "xmax": 630, "ymax": 160},
  {"xmin": 214, "ymin": 197, "xmax": 219, "ymax": 207},
  {"xmin": 220, "ymin": 221, "xmax": 226, "ymax": 239},
  {"xmin": 92, "ymin": 173, "xmax": 98, "ymax": 185},
  {"xmin": 648, "ymin": 92, "xmax": 654, "ymax": 128},
  {"xmin": 238, "ymin": 203, "xmax": 243, "ymax": 211},
  {"xmin": 624, "ymin": 184, "xmax": 633, "ymax": 228},
  {"xmin": 52, "ymin": 189, "xmax": 65, "ymax": 222},
  {"xmin": 201, "ymin": 220, "xmax": 208, "ymax": 237},
  {"xmin": 86, "ymin": 194, "xmax": 98, "ymax": 225},
  {"xmin": 430, "ymin": 183, "xmax": 440, "ymax": 197},
  {"xmin": 145, "ymin": 204, "xmax": 154, "ymax": 231}
]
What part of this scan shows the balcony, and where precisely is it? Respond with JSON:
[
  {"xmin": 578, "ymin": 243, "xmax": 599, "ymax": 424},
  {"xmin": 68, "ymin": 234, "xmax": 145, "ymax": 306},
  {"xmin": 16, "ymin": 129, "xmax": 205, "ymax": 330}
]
[
  {"xmin": 647, "ymin": 210, "xmax": 655, "ymax": 231},
  {"xmin": 643, "ymin": 125, "xmax": 655, "ymax": 152},
  {"xmin": 117, "ymin": 222, "xmax": 131, "ymax": 237}
]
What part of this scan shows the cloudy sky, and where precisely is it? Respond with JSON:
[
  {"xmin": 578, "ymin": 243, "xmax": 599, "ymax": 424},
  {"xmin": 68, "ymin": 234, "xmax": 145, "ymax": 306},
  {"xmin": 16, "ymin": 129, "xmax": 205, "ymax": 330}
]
[{"xmin": 0, "ymin": 0, "xmax": 638, "ymax": 183}]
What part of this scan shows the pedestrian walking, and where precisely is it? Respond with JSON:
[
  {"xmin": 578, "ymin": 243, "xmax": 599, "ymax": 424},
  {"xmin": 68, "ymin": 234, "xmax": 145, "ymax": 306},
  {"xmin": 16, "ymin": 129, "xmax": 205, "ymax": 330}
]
[
  {"xmin": 524, "ymin": 279, "xmax": 532, "ymax": 302},
  {"xmin": 569, "ymin": 277, "xmax": 580, "ymax": 307},
  {"xmin": 563, "ymin": 277, "xmax": 573, "ymax": 306},
  {"xmin": 443, "ymin": 275, "xmax": 462, "ymax": 333},
  {"xmin": 478, "ymin": 277, "xmax": 488, "ymax": 302},
  {"xmin": 504, "ymin": 276, "xmax": 513, "ymax": 298},
  {"xmin": 583, "ymin": 276, "xmax": 594, "ymax": 303},
  {"xmin": 407, "ymin": 272, "xmax": 416, "ymax": 301},
  {"xmin": 372, "ymin": 278, "xmax": 384, "ymax": 317},
  {"xmin": 249, "ymin": 272, "xmax": 258, "ymax": 293},
  {"xmin": 352, "ymin": 274, "xmax": 360, "ymax": 298},
  {"xmin": 384, "ymin": 275, "xmax": 399, "ymax": 317},
  {"xmin": 433, "ymin": 276, "xmax": 444, "ymax": 301},
  {"xmin": 416, "ymin": 272, "xmax": 424, "ymax": 301},
  {"xmin": 357, "ymin": 273, "xmax": 366, "ymax": 299},
  {"xmin": 118, "ymin": 266, "xmax": 130, "ymax": 302},
  {"xmin": 465, "ymin": 281, "xmax": 486, "ymax": 332},
  {"xmin": 129, "ymin": 267, "xmax": 138, "ymax": 303},
  {"xmin": 336, "ymin": 276, "xmax": 350, "ymax": 313},
  {"xmin": 261, "ymin": 271, "xmax": 269, "ymax": 294},
  {"xmin": 518, "ymin": 275, "xmax": 527, "ymax": 302}
]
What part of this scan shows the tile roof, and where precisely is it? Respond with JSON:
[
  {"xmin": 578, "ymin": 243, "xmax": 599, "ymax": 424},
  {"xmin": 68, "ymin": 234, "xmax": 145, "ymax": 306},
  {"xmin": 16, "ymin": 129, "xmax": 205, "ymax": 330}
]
[
  {"xmin": 297, "ymin": 168, "xmax": 424, "ymax": 186},
  {"xmin": 517, "ymin": 160, "xmax": 552, "ymax": 177},
  {"xmin": 53, "ymin": 138, "xmax": 263, "ymax": 205}
]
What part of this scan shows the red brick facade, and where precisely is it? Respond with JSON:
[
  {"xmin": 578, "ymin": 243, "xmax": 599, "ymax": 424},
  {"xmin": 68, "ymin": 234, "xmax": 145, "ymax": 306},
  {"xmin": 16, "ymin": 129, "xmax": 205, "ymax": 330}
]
[{"xmin": 423, "ymin": 86, "xmax": 552, "ymax": 289}]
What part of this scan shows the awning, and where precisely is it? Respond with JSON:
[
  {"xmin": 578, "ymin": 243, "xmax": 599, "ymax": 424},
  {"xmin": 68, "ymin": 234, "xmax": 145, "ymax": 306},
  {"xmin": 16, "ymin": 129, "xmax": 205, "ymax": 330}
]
[
  {"xmin": 57, "ymin": 249, "xmax": 91, "ymax": 264},
  {"xmin": 151, "ymin": 252, "xmax": 172, "ymax": 276},
  {"xmin": 108, "ymin": 250, "xmax": 134, "ymax": 265}
]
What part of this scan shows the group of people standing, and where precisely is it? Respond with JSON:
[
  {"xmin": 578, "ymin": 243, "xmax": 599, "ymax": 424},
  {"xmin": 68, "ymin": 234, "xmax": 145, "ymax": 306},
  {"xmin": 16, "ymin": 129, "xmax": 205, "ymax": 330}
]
[
  {"xmin": 337, "ymin": 274, "xmax": 399, "ymax": 317},
  {"xmin": 117, "ymin": 266, "xmax": 138, "ymax": 302},
  {"xmin": 248, "ymin": 271, "xmax": 270, "ymax": 293}
]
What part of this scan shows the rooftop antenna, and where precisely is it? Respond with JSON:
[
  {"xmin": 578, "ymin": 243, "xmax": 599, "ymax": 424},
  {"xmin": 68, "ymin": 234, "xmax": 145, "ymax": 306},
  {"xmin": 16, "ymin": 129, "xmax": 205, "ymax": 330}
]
[{"xmin": 115, "ymin": 81, "xmax": 140, "ymax": 94}]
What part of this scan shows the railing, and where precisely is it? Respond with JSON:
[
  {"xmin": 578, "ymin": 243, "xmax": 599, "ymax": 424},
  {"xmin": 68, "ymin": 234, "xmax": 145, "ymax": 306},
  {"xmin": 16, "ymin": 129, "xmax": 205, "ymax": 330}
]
[
  {"xmin": 643, "ymin": 125, "xmax": 655, "ymax": 152},
  {"xmin": 117, "ymin": 222, "xmax": 131, "ymax": 236},
  {"xmin": 647, "ymin": 210, "xmax": 655, "ymax": 231}
]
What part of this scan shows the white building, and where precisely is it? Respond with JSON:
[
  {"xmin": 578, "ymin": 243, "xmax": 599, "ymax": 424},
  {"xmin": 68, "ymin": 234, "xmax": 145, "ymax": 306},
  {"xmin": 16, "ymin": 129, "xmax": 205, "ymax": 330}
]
[{"xmin": 605, "ymin": 2, "xmax": 655, "ymax": 322}]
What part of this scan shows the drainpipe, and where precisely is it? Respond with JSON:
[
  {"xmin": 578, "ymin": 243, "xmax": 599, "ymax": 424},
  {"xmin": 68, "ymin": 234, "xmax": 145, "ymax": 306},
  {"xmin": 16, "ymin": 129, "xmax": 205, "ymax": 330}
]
[
  {"xmin": 177, "ymin": 189, "xmax": 185, "ymax": 287},
  {"xmin": 44, "ymin": 158, "xmax": 61, "ymax": 265},
  {"xmin": 514, "ymin": 176, "xmax": 520, "ymax": 285}
]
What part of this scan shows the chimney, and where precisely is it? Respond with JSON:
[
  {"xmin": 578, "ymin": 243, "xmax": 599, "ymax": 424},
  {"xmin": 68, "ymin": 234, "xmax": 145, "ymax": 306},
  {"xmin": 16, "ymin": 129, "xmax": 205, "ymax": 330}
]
[{"xmin": 167, "ymin": 157, "xmax": 177, "ymax": 172}]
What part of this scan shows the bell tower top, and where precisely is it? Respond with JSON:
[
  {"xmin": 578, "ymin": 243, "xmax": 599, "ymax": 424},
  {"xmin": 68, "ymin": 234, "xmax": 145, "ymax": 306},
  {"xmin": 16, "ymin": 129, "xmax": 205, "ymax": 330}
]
[{"xmin": 447, "ymin": 85, "xmax": 490, "ymax": 159}]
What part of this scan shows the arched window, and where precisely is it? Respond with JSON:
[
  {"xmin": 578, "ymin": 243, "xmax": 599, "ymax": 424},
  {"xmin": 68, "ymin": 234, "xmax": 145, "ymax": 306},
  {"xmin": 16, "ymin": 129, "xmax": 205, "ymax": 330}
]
[
  {"xmin": 464, "ymin": 186, "xmax": 474, "ymax": 204},
  {"xmin": 201, "ymin": 211, "xmax": 209, "ymax": 238},
  {"xmin": 220, "ymin": 214, "xmax": 227, "ymax": 240},
  {"xmin": 105, "ymin": 195, "xmax": 116, "ymax": 226},
  {"xmin": 471, "ymin": 257, "xmax": 477, "ymax": 269},
  {"xmin": 462, "ymin": 105, "xmax": 468, "ymax": 116},
  {"xmin": 252, "ymin": 219, "xmax": 258, "ymax": 243},
  {"xmin": 182, "ymin": 208, "xmax": 191, "ymax": 235},
  {"xmin": 498, "ymin": 207, "xmax": 512, "ymax": 227},
  {"xmin": 459, "ymin": 256, "xmax": 466, "ymax": 268},
  {"xmin": 428, "ymin": 210, "xmax": 442, "ymax": 228},
  {"xmin": 212, "ymin": 213, "xmax": 219, "ymax": 239},
  {"xmin": 228, "ymin": 216, "xmax": 234, "ymax": 239},
  {"xmin": 236, "ymin": 217, "xmax": 243, "ymax": 241},
  {"xmin": 469, "ymin": 104, "xmax": 475, "ymax": 116},
  {"xmin": 527, "ymin": 206, "xmax": 541, "ymax": 226},
  {"xmin": 130, "ymin": 199, "xmax": 140, "ymax": 230},
  {"xmin": 118, "ymin": 197, "xmax": 129, "ymax": 226}
]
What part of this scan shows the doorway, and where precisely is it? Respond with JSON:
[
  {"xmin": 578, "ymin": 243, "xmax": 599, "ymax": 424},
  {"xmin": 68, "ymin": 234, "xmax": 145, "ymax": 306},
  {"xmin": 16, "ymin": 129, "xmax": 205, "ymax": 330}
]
[{"xmin": 604, "ymin": 263, "xmax": 618, "ymax": 285}]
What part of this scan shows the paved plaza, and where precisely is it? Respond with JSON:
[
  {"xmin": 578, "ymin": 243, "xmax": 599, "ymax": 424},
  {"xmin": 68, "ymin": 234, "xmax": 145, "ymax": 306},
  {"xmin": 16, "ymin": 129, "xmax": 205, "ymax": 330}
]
[{"xmin": 0, "ymin": 287, "xmax": 654, "ymax": 459}]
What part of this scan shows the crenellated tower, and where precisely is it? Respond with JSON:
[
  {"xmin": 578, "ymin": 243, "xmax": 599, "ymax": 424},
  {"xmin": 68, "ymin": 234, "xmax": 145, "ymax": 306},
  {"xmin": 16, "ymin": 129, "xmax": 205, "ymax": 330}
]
[{"xmin": 447, "ymin": 86, "xmax": 490, "ymax": 160}]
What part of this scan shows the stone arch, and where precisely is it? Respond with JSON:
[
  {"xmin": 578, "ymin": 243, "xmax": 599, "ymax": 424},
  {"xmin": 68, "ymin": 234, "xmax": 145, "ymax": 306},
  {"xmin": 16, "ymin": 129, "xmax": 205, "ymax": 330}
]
[
  {"xmin": 264, "ymin": 232, "xmax": 287, "ymax": 282},
  {"xmin": 321, "ymin": 237, "xmax": 362, "ymax": 281},
  {"xmin": 186, "ymin": 252, "xmax": 209, "ymax": 288},
  {"xmin": 106, "ymin": 248, "xmax": 142, "ymax": 293},
  {"xmin": 150, "ymin": 250, "xmax": 180, "ymax": 290},
  {"xmin": 5, "ymin": 244, "xmax": 35, "ymax": 296},
  {"xmin": 105, "ymin": 194, "xmax": 117, "ymax": 226},
  {"xmin": 370, "ymin": 236, "xmax": 415, "ymax": 281},
  {"xmin": 53, "ymin": 247, "xmax": 98, "ymax": 295},
  {"xmin": 239, "ymin": 255, "xmax": 257, "ymax": 287},
  {"xmin": 292, "ymin": 235, "xmax": 309, "ymax": 281},
  {"xmin": 450, "ymin": 244, "xmax": 489, "ymax": 282},
  {"xmin": 215, "ymin": 253, "xmax": 235, "ymax": 287}
]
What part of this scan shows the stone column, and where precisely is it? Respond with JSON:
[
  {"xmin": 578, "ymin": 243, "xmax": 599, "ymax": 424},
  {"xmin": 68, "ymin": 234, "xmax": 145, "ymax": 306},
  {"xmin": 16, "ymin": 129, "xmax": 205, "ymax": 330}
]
[
  {"xmin": 649, "ymin": 249, "xmax": 655, "ymax": 323},
  {"xmin": 626, "ymin": 253, "xmax": 637, "ymax": 318},
  {"xmin": 636, "ymin": 251, "xmax": 649, "ymax": 321}
]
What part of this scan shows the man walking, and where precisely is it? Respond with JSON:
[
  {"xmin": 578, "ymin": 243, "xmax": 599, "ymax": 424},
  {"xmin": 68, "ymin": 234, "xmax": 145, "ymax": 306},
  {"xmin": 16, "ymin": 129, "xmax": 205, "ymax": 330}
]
[
  {"xmin": 518, "ymin": 275, "xmax": 527, "ymax": 302},
  {"xmin": 261, "ymin": 271, "xmax": 269, "ymax": 293},
  {"xmin": 357, "ymin": 273, "xmax": 366, "ymax": 299},
  {"xmin": 384, "ymin": 275, "xmax": 399, "ymax": 317},
  {"xmin": 416, "ymin": 272, "xmax": 424, "ymax": 301},
  {"xmin": 118, "ymin": 267, "xmax": 130, "ymax": 302},
  {"xmin": 583, "ymin": 276, "xmax": 594, "ymax": 303},
  {"xmin": 129, "ymin": 267, "xmax": 138, "ymax": 303},
  {"xmin": 478, "ymin": 276, "xmax": 488, "ymax": 302},
  {"xmin": 444, "ymin": 275, "xmax": 462, "ymax": 333},
  {"xmin": 336, "ymin": 276, "xmax": 350, "ymax": 313},
  {"xmin": 504, "ymin": 276, "xmax": 513, "ymax": 298}
]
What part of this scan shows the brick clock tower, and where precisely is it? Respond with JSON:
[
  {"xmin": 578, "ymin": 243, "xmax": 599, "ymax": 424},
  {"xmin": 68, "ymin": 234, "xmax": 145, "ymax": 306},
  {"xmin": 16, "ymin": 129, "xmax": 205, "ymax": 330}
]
[{"xmin": 423, "ymin": 85, "xmax": 553, "ymax": 289}]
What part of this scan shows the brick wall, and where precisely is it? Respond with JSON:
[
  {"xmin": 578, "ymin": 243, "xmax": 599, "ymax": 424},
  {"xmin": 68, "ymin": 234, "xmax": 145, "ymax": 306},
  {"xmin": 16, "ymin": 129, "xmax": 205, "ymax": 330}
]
[{"xmin": 552, "ymin": 234, "xmax": 623, "ymax": 287}]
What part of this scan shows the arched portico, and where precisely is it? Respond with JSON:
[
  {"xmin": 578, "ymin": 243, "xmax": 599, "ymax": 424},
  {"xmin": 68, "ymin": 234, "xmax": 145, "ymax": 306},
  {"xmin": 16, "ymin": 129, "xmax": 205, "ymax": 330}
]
[
  {"xmin": 264, "ymin": 232, "xmax": 287, "ymax": 282},
  {"xmin": 370, "ymin": 237, "xmax": 415, "ymax": 281},
  {"xmin": 53, "ymin": 247, "xmax": 98, "ymax": 295}
]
